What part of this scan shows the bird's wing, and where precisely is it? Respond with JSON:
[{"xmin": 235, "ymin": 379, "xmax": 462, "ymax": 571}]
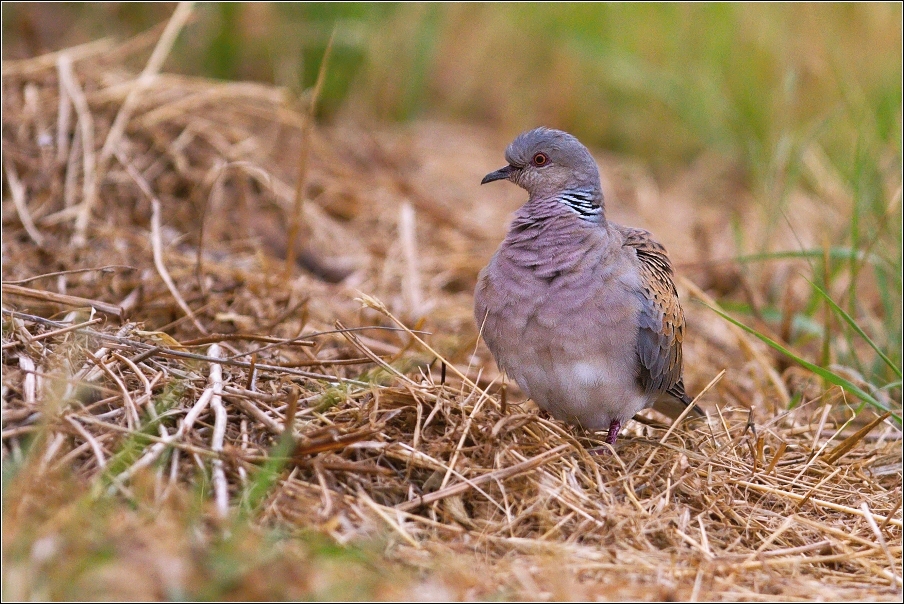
[{"xmin": 620, "ymin": 227, "xmax": 688, "ymax": 405}]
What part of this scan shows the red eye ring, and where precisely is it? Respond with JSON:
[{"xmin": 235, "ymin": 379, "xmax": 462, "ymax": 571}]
[{"xmin": 532, "ymin": 152, "xmax": 549, "ymax": 167}]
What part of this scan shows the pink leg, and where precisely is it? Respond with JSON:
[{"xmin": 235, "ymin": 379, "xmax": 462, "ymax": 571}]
[
  {"xmin": 589, "ymin": 419, "xmax": 622, "ymax": 455},
  {"xmin": 605, "ymin": 419, "xmax": 621, "ymax": 446}
]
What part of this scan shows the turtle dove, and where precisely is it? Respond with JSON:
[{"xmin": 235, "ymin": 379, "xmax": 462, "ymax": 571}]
[{"xmin": 475, "ymin": 128, "xmax": 698, "ymax": 446}]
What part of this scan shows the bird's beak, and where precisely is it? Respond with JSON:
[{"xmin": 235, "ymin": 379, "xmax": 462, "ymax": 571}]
[{"xmin": 481, "ymin": 165, "xmax": 518, "ymax": 185}]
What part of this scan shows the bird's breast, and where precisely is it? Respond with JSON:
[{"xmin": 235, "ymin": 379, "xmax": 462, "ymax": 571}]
[{"xmin": 475, "ymin": 236, "xmax": 642, "ymax": 370}]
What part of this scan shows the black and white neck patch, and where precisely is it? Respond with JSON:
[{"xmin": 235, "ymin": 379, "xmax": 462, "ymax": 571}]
[{"xmin": 558, "ymin": 189, "xmax": 602, "ymax": 220}]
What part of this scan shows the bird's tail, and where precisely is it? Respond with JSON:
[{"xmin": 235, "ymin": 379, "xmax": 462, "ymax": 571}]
[{"xmin": 651, "ymin": 379, "xmax": 704, "ymax": 420}]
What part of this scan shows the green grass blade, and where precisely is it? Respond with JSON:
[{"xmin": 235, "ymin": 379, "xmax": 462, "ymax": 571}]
[
  {"xmin": 733, "ymin": 247, "xmax": 890, "ymax": 268},
  {"xmin": 706, "ymin": 303, "xmax": 901, "ymax": 423},
  {"xmin": 239, "ymin": 432, "xmax": 295, "ymax": 515},
  {"xmin": 806, "ymin": 278, "xmax": 902, "ymax": 379}
]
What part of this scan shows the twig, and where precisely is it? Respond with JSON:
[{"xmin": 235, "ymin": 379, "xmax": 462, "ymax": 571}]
[
  {"xmin": 63, "ymin": 124, "xmax": 81, "ymax": 208},
  {"xmin": 66, "ymin": 416, "xmax": 107, "ymax": 470},
  {"xmin": 675, "ymin": 528, "xmax": 714, "ymax": 560},
  {"xmin": 4, "ymin": 162, "xmax": 45, "ymax": 246},
  {"xmin": 732, "ymin": 479, "xmax": 903, "ymax": 528},
  {"xmin": 85, "ymin": 350, "xmax": 140, "ymax": 429},
  {"xmin": 399, "ymin": 202, "xmax": 425, "ymax": 318},
  {"xmin": 337, "ymin": 319, "xmax": 418, "ymax": 387},
  {"xmin": 57, "ymin": 53, "xmax": 97, "ymax": 247},
  {"xmin": 3, "ymin": 312, "xmax": 360, "ymax": 384},
  {"xmin": 2, "ymin": 283, "xmax": 123, "ymax": 317},
  {"xmin": 823, "ymin": 411, "xmax": 893, "ymax": 464},
  {"xmin": 225, "ymin": 395, "xmax": 283, "ymax": 435},
  {"xmin": 28, "ymin": 317, "xmax": 103, "ymax": 343},
  {"xmin": 292, "ymin": 427, "xmax": 376, "ymax": 457},
  {"xmin": 222, "ymin": 325, "xmax": 427, "ymax": 361},
  {"xmin": 143, "ymin": 187, "xmax": 208, "ymax": 334},
  {"xmin": 180, "ymin": 333, "xmax": 314, "ymax": 348},
  {"xmin": 387, "ymin": 442, "xmax": 506, "ymax": 514},
  {"xmin": 38, "ymin": 433, "xmax": 66, "ymax": 473},
  {"xmin": 742, "ymin": 515, "xmax": 795, "ymax": 564},
  {"xmin": 2, "ymin": 265, "xmax": 135, "ymax": 285},
  {"xmin": 793, "ymin": 513, "xmax": 890, "ymax": 549},
  {"xmin": 208, "ymin": 344, "xmax": 229, "ymax": 518},
  {"xmin": 96, "ymin": 2, "xmax": 195, "ymax": 178},
  {"xmin": 284, "ymin": 26, "xmax": 336, "ymax": 278},
  {"xmin": 55, "ymin": 61, "xmax": 73, "ymax": 165},
  {"xmin": 439, "ymin": 384, "xmax": 495, "ymax": 491},
  {"xmin": 18, "ymin": 356, "xmax": 37, "ymax": 405},
  {"xmin": 879, "ymin": 495, "xmax": 902, "ymax": 533},
  {"xmin": 357, "ymin": 294, "xmax": 487, "ymax": 396},
  {"xmin": 358, "ymin": 490, "xmax": 420, "ymax": 549},
  {"xmin": 397, "ymin": 444, "xmax": 570, "ymax": 512},
  {"xmin": 719, "ymin": 540, "xmax": 832, "ymax": 560},
  {"xmin": 640, "ymin": 370, "xmax": 724, "ymax": 473},
  {"xmin": 112, "ymin": 353, "xmax": 167, "ymax": 437},
  {"xmin": 861, "ymin": 501, "xmax": 900, "ymax": 583},
  {"xmin": 109, "ymin": 366, "xmax": 219, "ymax": 486},
  {"xmin": 763, "ymin": 440, "xmax": 787, "ymax": 475},
  {"xmin": 1, "ymin": 37, "xmax": 114, "ymax": 76},
  {"xmin": 793, "ymin": 466, "xmax": 841, "ymax": 511}
]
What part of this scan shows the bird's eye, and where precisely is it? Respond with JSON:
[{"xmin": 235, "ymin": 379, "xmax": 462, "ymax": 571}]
[{"xmin": 532, "ymin": 152, "xmax": 549, "ymax": 167}]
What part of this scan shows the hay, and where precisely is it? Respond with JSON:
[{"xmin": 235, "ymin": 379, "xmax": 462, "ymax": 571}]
[{"xmin": 2, "ymin": 33, "xmax": 901, "ymax": 600}]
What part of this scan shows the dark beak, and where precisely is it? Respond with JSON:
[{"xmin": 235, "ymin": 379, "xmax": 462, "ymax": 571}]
[{"xmin": 481, "ymin": 165, "xmax": 518, "ymax": 185}]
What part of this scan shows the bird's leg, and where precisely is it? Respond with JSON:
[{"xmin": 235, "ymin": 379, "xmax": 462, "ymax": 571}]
[
  {"xmin": 605, "ymin": 419, "xmax": 621, "ymax": 446},
  {"xmin": 589, "ymin": 419, "xmax": 622, "ymax": 455}
]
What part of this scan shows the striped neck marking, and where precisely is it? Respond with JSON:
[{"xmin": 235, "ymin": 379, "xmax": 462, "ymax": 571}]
[{"xmin": 558, "ymin": 189, "xmax": 602, "ymax": 220}]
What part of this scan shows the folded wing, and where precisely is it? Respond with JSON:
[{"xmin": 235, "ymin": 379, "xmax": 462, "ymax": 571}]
[{"xmin": 621, "ymin": 227, "xmax": 697, "ymax": 416}]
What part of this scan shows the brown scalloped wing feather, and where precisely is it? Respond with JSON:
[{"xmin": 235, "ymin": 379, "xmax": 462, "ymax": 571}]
[{"xmin": 621, "ymin": 227, "xmax": 686, "ymax": 401}]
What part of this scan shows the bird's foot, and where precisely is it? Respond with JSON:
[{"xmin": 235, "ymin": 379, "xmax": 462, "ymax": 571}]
[
  {"xmin": 605, "ymin": 419, "xmax": 621, "ymax": 445},
  {"xmin": 588, "ymin": 420, "xmax": 622, "ymax": 455}
]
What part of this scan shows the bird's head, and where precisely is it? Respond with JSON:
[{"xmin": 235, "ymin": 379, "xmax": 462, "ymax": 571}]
[{"xmin": 481, "ymin": 128, "xmax": 602, "ymax": 201}]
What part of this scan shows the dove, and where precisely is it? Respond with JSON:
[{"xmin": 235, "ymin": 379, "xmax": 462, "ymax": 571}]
[{"xmin": 475, "ymin": 127, "xmax": 697, "ymax": 446}]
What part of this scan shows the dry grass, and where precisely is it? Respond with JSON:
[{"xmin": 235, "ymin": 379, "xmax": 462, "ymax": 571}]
[{"xmin": 2, "ymin": 30, "xmax": 902, "ymax": 601}]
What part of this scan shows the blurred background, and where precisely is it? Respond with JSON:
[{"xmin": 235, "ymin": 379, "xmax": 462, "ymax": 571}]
[{"xmin": 4, "ymin": 3, "xmax": 901, "ymax": 183}]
